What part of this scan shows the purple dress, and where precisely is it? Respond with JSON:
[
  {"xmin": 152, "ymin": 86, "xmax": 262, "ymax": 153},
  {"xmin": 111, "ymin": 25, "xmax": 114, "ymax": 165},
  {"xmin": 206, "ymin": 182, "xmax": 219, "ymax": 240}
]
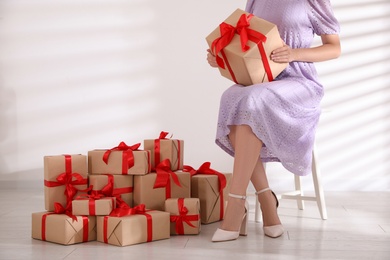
[{"xmin": 215, "ymin": 0, "xmax": 340, "ymax": 176}]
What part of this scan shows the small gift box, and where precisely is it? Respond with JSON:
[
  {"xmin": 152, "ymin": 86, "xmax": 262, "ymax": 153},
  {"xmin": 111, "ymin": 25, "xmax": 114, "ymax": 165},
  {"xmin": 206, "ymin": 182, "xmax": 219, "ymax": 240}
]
[
  {"xmin": 72, "ymin": 196, "xmax": 116, "ymax": 216},
  {"xmin": 44, "ymin": 154, "xmax": 88, "ymax": 211},
  {"xmin": 133, "ymin": 160, "xmax": 191, "ymax": 211},
  {"xmin": 88, "ymin": 142, "xmax": 151, "ymax": 175},
  {"xmin": 206, "ymin": 8, "xmax": 287, "ymax": 86},
  {"xmin": 89, "ymin": 174, "xmax": 133, "ymax": 208},
  {"xmin": 184, "ymin": 162, "xmax": 232, "ymax": 224},
  {"xmin": 97, "ymin": 205, "xmax": 170, "ymax": 246},
  {"xmin": 143, "ymin": 131, "xmax": 184, "ymax": 171},
  {"xmin": 32, "ymin": 212, "xmax": 96, "ymax": 245},
  {"xmin": 165, "ymin": 198, "xmax": 201, "ymax": 235}
]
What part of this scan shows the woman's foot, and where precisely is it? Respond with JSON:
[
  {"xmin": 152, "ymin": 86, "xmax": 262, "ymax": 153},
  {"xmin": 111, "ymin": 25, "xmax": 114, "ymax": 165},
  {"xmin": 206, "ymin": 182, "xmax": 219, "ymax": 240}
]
[
  {"xmin": 256, "ymin": 188, "xmax": 284, "ymax": 238},
  {"xmin": 212, "ymin": 193, "xmax": 249, "ymax": 242}
]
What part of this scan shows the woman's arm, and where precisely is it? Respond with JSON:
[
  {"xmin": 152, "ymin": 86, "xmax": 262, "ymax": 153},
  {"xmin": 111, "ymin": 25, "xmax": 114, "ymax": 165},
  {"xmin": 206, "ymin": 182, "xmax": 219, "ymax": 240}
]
[{"xmin": 271, "ymin": 34, "xmax": 341, "ymax": 63}]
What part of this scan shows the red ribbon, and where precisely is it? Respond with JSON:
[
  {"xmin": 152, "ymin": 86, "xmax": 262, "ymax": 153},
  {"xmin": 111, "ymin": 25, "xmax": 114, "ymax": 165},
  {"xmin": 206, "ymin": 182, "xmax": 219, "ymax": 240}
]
[
  {"xmin": 106, "ymin": 204, "xmax": 153, "ymax": 242},
  {"xmin": 154, "ymin": 159, "xmax": 182, "ymax": 199},
  {"xmin": 153, "ymin": 131, "xmax": 181, "ymax": 170},
  {"xmin": 44, "ymin": 155, "xmax": 88, "ymax": 208},
  {"xmin": 170, "ymin": 198, "xmax": 199, "ymax": 235},
  {"xmin": 183, "ymin": 162, "xmax": 227, "ymax": 220},
  {"xmin": 103, "ymin": 142, "xmax": 141, "ymax": 175},
  {"xmin": 211, "ymin": 13, "xmax": 274, "ymax": 83},
  {"xmin": 92, "ymin": 174, "xmax": 133, "ymax": 208}
]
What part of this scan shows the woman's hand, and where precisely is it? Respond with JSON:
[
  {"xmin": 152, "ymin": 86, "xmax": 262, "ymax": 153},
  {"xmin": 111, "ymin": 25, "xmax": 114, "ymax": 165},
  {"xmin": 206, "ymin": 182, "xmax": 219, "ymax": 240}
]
[
  {"xmin": 207, "ymin": 49, "xmax": 219, "ymax": 68},
  {"xmin": 271, "ymin": 42, "xmax": 295, "ymax": 63}
]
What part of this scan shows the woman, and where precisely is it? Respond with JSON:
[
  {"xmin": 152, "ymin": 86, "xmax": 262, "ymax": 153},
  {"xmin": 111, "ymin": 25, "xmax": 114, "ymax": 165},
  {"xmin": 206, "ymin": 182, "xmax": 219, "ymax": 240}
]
[{"xmin": 207, "ymin": 0, "xmax": 341, "ymax": 242}]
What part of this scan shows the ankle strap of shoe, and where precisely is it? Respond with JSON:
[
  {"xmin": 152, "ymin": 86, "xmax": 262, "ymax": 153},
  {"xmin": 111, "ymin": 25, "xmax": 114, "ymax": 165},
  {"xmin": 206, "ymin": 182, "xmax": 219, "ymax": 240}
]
[
  {"xmin": 255, "ymin": 187, "xmax": 271, "ymax": 195},
  {"xmin": 228, "ymin": 193, "xmax": 247, "ymax": 200}
]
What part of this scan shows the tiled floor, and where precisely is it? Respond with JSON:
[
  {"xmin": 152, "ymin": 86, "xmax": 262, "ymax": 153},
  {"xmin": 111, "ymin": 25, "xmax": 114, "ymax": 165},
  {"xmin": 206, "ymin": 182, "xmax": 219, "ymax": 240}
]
[{"xmin": 0, "ymin": 187, "xmax": 389, "ymax": 260}]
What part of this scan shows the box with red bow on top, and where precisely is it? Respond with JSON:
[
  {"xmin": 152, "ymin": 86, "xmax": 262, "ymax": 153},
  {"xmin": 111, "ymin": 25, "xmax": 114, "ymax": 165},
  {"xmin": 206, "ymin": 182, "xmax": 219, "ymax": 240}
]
[
  {"xmin": 88, "ymin": 142, "xmax": 151, "ymax": 175},
  {"xmin": 44, "ymin": 154, "xmax": 88, "ymax": 212},
  {"xmin": 165, "ymin": 198, "xmax": 201, "ymax": 235},
  {"xmin": 206, "ymin": 8, "xmax": 287, "ymax": 86}
]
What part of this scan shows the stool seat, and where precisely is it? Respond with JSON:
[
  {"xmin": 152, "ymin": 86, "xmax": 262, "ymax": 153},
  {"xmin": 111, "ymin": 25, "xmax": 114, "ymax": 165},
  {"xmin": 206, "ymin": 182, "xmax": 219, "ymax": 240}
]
[{"xmin": 254, "ymin": 144, "xmax": 328, "ymax": 221}]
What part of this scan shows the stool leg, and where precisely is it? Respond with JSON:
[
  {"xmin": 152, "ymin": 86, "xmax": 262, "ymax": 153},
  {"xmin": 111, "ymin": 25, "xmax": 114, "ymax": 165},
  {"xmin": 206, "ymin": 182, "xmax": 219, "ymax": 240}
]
[
  {"xmin": 312, "ymin": 146, "xmax": 328, "ymax": 220},
  {"xmin": 294, "ymin": 174, "xmax": 305, "ymax": 210},
  {"xmin": 255, "ymin": 196, "xmax": 262, "ymax": 223}
]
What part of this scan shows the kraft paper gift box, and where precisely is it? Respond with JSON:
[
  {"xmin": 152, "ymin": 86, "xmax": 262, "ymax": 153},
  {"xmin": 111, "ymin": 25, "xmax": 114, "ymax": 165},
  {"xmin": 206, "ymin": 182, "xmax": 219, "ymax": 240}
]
[
  {"xmin": 164, "ymin": 198, "xmax": 201, "ymax": 235},
  {"xmin": 206, "ymin": 8, "xmax": 288, "ymax": 86},
  {"xmin": 72, "ymin": 197, "xmax": 116, "ymax": 216},
  {"xmin": 143, "ymin": 131, "xmax": 184, "ymax": 171},
  {"xmin": 88, "ymin": 142, "xmax": 151, "ymax": 175},
  {"xmin": 97, "ymin": 208, "xmax": 170, "ymax": 246},
  {"xmin": 133, "ymin": 169, "xmax": 191, "ymax": 211},
  {"xmin": 185, "ymin": 163, "xmax": 232, "ymax": 224},
  {"xmin": 89, "ymin": 174, "xmax": 133, "ymax": 208},
  {"xmin": 44, "ymin": 154, "xmax": 88, "ymax": 212},
  {"xmin": 32, "ymin": 212, "xmax": 96, "ymax": 245}
]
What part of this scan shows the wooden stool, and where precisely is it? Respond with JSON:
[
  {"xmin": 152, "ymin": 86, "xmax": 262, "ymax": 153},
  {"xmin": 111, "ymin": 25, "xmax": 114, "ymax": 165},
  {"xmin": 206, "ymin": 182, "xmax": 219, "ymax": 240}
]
[{"xmin": 254, "ymin": 144, "xmax": 328, "ymax": 222}]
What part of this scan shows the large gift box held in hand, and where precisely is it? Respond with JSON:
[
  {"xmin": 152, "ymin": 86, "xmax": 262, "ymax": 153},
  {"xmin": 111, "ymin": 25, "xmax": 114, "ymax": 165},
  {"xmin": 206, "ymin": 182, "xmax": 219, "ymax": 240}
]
[{"xmin": 206, "ymin": 8, "xmax": 288, "ymax": 86}]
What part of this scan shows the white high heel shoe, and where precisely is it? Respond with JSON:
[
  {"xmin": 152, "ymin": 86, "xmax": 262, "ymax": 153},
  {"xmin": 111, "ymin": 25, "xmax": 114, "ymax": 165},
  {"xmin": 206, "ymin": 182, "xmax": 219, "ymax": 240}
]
[
  {"xmin": 255, "ymin": 187, "xmax": 284, "ymax": 238},
  {"xmin": 211, "ymin": 193, "xmax": 249, "ymax": 242}
]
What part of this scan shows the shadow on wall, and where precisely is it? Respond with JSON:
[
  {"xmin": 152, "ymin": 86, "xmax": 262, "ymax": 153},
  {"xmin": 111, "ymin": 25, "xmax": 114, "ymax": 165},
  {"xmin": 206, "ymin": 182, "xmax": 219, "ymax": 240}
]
[
  {"xmin": 314, "ymin": 0, "xmax": 390, "ymax": 191},
  {"xmin": 0, "ymin": 1, "xmax": 162, "ymax": 181}
]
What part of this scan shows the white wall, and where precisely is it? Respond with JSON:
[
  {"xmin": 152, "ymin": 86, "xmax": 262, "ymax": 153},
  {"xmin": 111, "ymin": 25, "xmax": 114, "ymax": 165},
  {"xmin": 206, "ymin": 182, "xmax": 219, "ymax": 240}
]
[{"xmin": 0, "ymin": 0, "xmax": 389, "ymax": 191}]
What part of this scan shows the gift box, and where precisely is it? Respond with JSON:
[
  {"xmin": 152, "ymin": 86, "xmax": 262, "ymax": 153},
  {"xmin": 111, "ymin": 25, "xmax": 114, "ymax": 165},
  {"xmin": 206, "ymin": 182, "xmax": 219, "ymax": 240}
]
[
  {"xmin": 206, "ymin": 8, "xmax": 288, "ymax": 86},
  {"xmin": 144, "ymin": 131, "xmax": 184, "ymax": 171},
  {"xmin": 72, "ymin": 196, "xmax": 116, "ymax": 216},
  {"xmin": 97, "ymin": 205, "xmax": 170, "ymax": 247},
  {"xmin": 133, "ymin": 164, "xmax": 191, "ymax": 211},
  {"xmin": 32, "ymin": 212, "xmax": 96, "ymax": 245},
  {"xmin": 184, "ymin": 162, "xmax": 232, "ymax": 224},
  {"xmin": 165, "ymin": 198, "xmax": 201, "ymax": 235},
  {"xmin": 44, "ymin": 154, "xmax": 88, "ymax": 212},
  {"xmin": 88, "ymin": 142, "xmax": 151, "ymax": 175},
  {"xmin": 89, "ymin": 174, "xmax": 133, "ymax": 208}
]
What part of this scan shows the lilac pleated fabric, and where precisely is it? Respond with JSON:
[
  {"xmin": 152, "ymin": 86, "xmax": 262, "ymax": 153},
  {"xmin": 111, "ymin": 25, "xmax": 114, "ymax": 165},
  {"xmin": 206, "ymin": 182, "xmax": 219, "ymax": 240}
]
[{"xmin": 215, "ymin": 0, "xmax": 340, "ymax": 176}]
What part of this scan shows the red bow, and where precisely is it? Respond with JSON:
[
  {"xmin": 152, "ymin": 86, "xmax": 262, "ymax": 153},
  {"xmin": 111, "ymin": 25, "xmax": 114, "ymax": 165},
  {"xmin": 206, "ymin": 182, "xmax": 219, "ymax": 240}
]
[
  {"xmin": 103, "ymin": 142, "xmax": 141, "ymax": 174},
  {"xmin": 183, "ymin": 162, "xmax": 227, "ymax": 220},
  {"xmin": 170, "ymin": 198, "xmax": 199, "ymax": 235},
  {"xmin": 154, "ymin": 159, "xmax": 181, "ymax": 199},
  {"xmin": 53, "ymin": 202, "xmax": 77, "ymax": 221},
  {"xmin": 211, "ymin": 13, "xmax": 273, "ymax": 83},
  {"xmin": 92, "ymin": 174, "xmax": 130, "ymax": 208}
]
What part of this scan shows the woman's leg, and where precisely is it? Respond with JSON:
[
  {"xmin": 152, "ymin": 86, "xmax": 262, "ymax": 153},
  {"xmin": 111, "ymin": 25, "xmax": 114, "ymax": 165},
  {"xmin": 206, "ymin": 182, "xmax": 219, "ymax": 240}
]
[
  {"xmin": 220, "ymin": 124, "xmax": 262, "ymax": 231},
  {"xmin": 251, "ymin": 161, "xmax": 282, "ymax": 227},
  {"xmin": 229, "ymin": 128, "xmax": 281, "ymax": 227}
]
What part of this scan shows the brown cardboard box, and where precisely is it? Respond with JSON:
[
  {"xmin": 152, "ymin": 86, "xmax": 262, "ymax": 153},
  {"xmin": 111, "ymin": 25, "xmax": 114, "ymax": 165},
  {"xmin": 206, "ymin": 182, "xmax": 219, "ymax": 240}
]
[
  {"xmin": 88, "ymin": 149, "xmax": 151, "ymax": 175},
  {"xmin": 89, "ymin": 175, "xmax": 133, "ymax": 208},
  {"xmin": 144, "ymin": 138, "xmax": 184, "ymax": 171},
  {"xmin": 72, "ymin": 197, "xmax": 116, "ymax": 216},
  {"xmin": 133, "ymin": 172, "xmax": 190, "ymax": 211},
  {"xmin": 165, "ymin": 198, "xmax": 201, "ymax": 235},
  {"xmin": 96, "ymin": 210, "xmax": 170, "ymax": 246},
  {"xmin": 206, "ymin": 8, "xmax": 287, "ymax": 86},
  {"xmin": 44, "ymin": 154, "xmax": 88, "ymax": 211},
  {"xmin": 32, "ymin": 212, "xmax": 96, "ymax": 245},
  {"xmin": 191, "ymin": 173, "xmax": 232, "ymax": 224}
]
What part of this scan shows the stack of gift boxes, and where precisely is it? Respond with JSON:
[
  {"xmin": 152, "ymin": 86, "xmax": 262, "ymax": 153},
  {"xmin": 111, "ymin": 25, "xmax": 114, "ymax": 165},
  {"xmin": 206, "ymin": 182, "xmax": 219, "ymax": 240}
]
[{"xmin": 32, "ymin": 132, "xmax": 232, "ymax": 246}]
